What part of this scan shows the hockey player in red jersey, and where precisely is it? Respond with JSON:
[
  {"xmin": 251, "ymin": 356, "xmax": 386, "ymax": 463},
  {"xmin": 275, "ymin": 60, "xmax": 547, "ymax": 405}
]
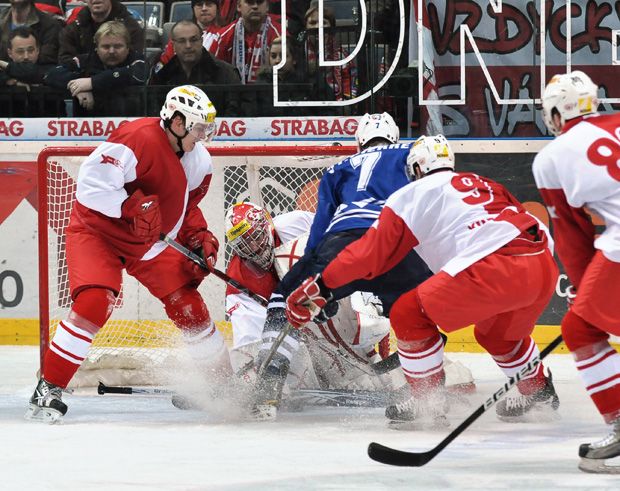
[
  {"xmin": 286, "ymin": 135, "xmax": 560, "ymax": 428},
  {"xmin": 533, "ymin": 70, "xmax": 620, "ymax": 473},
  {"xmin": 224, "ymin": 201, "xmax": 474, "ymax": 420},
  {"xmin": 26, "ymin": 85, "xmax": 229, "ymax": 423}
]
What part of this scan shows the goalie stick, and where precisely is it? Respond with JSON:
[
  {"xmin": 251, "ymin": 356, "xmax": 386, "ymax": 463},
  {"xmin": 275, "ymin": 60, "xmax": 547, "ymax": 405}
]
[
  {"xmin": 367, "ymin": 334, "xmax": 564, "ymax": 467},
  {"xmin": 97, "ymin": 382, "xmax": 393, "ymax": 408},
  {"xmin": 160, "ymin": 233, "xmax": 268, "ymax": 307}
]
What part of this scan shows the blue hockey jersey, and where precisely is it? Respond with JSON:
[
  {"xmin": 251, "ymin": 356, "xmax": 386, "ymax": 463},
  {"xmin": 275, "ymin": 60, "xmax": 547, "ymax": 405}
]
[{"xmin": 306, "ymin": 142, "xmax": 413, "ymax": 252}]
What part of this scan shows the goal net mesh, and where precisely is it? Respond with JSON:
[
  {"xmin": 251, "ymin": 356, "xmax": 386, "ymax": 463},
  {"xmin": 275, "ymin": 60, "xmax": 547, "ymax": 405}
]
[{"xmin": 38, "ymin": 145, "xmax": 355, "ymax": 387}]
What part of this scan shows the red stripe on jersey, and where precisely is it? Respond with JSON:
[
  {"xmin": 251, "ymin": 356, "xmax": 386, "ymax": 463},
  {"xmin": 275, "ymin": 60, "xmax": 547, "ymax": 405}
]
[
  {"xmin": 51, "ymin": 342, "xmax": 85, "ymax": 362},
  {"xmin": 59, "ymin": 321, "xmax": 93, "ymax": 343},
  {"xmin": 578, "ymin": 349, "xmax": 616, "ymax": 371},
  {"xmin": 587, "ymin": 372, "xmax": 620, "ymax": 392}
]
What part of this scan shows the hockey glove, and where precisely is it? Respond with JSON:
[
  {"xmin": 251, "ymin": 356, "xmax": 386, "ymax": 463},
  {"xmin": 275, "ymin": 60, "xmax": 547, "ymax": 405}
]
[
  {"xmin": 121, "ymin": 189, "xmax": 162, "ymax": 245},
  {"xmin": 285, "ymin": 274, "xmax": 333, "ymax": 329},
  {"xmin": 184, "ymin": 229, "xmax": 219, "ymax": 277}
]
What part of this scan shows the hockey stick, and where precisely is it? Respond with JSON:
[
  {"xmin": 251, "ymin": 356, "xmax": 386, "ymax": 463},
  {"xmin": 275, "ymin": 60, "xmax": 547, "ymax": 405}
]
[
  {"xmin": 97, "ymin": 382, "xmax": 392, "ymax": 408},
  {"xmin": 367, "ymin": 334, "xmax": 564, "ymax": 467},
  {"xmin": 97, "ymin": 382, "xmax": 174, "ymax": 396},
  {"xmin": 160, "ymin": 233, "xmax": 268, "ymax": 307}
]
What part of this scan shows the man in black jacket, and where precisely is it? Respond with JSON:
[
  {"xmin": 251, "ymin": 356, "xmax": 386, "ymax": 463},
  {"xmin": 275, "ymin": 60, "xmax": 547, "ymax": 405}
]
[
  {"xmin": 150, "ymin": 20, "xmax": 244, "ymax": 116},
  {"xmin": 0, "ymin": 26, "xmax": 54, "ymax": 87},
  {"xmin": 58, "ymin": 0, "xmax": 144, "ymax": 64},
  {"xmin": 46, "ymin": 20, "xmax": 146, "ymax": 115}
]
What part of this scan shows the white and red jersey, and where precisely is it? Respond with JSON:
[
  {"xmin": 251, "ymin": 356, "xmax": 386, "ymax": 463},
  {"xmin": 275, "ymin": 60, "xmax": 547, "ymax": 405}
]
[
  {"xmin": 210, "ymin": 15, "xmax": 280, "ymax": 83},
  {"xmin": 532, "ymin": 113, "xmax": 620, "ymax": 289},
  {"xmin": 225, "ymin": 210, "xmax": 314, "ymax": 349},
  {"xmin": 323, "ymin": 171, "xmax": 546, "ymax": 289},
  {"xmin": 72, "ymin": 118, "xmax": 213, "ymax": 261}
]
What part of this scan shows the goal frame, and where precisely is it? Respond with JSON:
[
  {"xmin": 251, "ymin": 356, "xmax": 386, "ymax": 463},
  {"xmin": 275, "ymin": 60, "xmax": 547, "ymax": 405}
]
[{"xmin": 37, "ymin": 144, "xmax": 357, "ymax": 372}]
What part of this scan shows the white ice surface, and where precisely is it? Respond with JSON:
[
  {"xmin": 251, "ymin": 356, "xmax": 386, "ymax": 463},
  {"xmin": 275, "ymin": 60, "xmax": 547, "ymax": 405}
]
[{"xmin": 1, "ymin": 346, "xmax": 619, "ymax": 490}]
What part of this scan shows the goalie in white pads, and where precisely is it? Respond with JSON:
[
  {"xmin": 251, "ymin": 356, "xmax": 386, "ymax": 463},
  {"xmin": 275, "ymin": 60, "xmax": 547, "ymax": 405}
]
[
  {"xmin": 224, "ymin": 202, "xmax": 474, "ymax": 420},
  {"xmin": 533, "ymin": 70, "xmax": 620, "ymax": 474}
]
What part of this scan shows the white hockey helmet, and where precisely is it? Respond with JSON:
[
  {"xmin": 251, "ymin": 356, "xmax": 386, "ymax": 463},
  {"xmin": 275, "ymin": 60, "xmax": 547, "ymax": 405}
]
[
  {"xmin": 406, "ymin": 134, "xmax": 455, "ymax": 178},
  {"xmin": 542, "ymin": 71, "xmax": 599, "ymax": 136},
  {"xmin": 355, "ymin": 112, "xmax": 400, "ymax": 149},
  {"xmin": 160, "ymin": 85, "xmax": 217, "ymax": 142},
  {"xmin": 225, "ymin": 202, "xmax": 275, "ymax": 270}
]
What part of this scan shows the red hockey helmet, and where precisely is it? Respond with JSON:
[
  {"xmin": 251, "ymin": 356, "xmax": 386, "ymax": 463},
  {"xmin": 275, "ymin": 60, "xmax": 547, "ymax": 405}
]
[{"xmin": 225, "ymin": 202, "xmax": 275, "ymax": 269}]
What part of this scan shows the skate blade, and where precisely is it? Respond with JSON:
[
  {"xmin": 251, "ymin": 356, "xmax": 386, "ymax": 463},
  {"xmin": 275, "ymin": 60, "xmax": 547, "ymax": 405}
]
[
  {"xmin": 250, "ymin": 404, "xmax": 277, "ymax": 422},
  {"xmin": 578, "ymin": 456, "xmax": 620, "ymax": 474},
  {"xmin": 388, "ymin": 415, "xmax": 449, "ymax": 431},
  {"xmin": 24, "ymin": 404, "xmax": 63, "ymax": 424}
]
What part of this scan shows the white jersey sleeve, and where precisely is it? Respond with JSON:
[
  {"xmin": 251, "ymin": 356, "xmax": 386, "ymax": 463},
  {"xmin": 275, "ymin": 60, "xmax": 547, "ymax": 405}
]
[{"xmin": 75, "ymin": 141, "xmax": 138, "ymax": 218}]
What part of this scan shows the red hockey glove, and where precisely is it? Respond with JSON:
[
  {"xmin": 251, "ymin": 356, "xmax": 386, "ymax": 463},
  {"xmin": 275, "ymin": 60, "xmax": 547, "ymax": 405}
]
[
  {"xmin": 184, "ymin": 229, "xmax": 219, "ymax": 277},
  {"xmin": 285, "ymin": 274, "xmax": 332, "ymax": 329},
  {"xmin": 121, "ymin": 190, "xmax": 162, "ymax": 244}
]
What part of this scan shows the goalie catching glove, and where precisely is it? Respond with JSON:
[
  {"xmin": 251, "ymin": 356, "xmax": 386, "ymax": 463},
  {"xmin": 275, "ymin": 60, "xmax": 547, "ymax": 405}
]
[
  {"xmin": 285, "ymin": 274, "xmax": 333, "ymax": 328},
  {"xmin": 121, "ymin": 189, "xmax": 162, "ymax": 245}
]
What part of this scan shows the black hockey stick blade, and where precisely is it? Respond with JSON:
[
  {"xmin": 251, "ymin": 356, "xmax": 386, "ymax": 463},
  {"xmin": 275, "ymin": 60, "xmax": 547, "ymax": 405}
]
[
  {"xmin": 368, "ymin": 442, "xmax": 437, "ymax": 467},
  {"xmin": 367, "ymin": 334, "xmax": 563, "ymax": 467}
]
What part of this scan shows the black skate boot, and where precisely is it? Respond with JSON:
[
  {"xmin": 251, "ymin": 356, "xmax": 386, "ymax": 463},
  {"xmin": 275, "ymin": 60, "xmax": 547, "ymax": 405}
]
[
  {"xmin": 578, "ymin": 418, "xmax": 620, "ymax": 474},
  {"xmin": 25, "ymin": 378, "xmax": 68, "ymax": 424},
  {"xmin": 385, "ymin": 390, "xmax": 449, "ymax": 430},
  {"xmin": 496, "ymin": 370, "xmax": 560, "ymax": 422}
]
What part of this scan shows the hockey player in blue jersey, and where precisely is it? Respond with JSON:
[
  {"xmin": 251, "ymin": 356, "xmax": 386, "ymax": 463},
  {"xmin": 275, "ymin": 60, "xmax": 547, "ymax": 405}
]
[{"xmin": 251, "ymin": 113, "xmax": 432, "ymax": 418}]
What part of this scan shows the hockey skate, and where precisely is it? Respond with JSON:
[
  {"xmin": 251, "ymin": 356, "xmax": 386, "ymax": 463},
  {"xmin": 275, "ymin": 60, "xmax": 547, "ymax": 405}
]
[
  {"xmin": 385, "ymin": 390, "xmax": 449, "ymax": 430},
  {"xmin": 249, "ymin": 361, "xmax": 288, "ymax": 422},
  {"xmin": 24, "ymin": 378, "xmax": 68, "ymax": 424},
  {"xmin": 496, "ymin": 371, "xmax": 559, "ymax": 422},
  {"xmin": 578, "ymin": 418, "xmax": 620, "ymax": 474}
]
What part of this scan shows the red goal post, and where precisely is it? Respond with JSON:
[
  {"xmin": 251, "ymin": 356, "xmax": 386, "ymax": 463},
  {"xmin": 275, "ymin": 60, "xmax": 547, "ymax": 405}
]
[{"xmin": 37, "ymin": 144, "xmax": 356, "ymax": 386}]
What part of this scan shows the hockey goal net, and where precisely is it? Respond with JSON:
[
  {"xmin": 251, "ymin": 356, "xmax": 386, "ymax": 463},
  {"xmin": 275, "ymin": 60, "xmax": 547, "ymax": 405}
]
[{"xmin": 38, "ymin": 144, "xmax": 356, "ymax": 387}]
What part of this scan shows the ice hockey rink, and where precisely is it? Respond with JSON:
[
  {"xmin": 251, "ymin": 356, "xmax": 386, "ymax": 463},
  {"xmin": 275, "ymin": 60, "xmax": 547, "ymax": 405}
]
[{"xmin": 1, "ymin": 346, "xmax": 619, "ymax": 490}]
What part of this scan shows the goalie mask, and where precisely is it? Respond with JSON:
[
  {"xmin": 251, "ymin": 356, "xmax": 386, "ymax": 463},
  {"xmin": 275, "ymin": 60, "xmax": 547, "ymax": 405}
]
[
  {"xmin": 355, "ymin": 112, "xmax": 399, "ymax": 149},
  {"xmin": 542, "ymin": 71, "xmax": 599, "ymax": 136},
  {"xmin": 225, "ymin": 202, "xmax": 275, "ymax": 270},
  {"xmin": 160, "ymin": 85, "xmax": 217, "ymax": 142},
  {"xmin": 406, "ymin": 134, "xmax": 455, "ymax": 178}
]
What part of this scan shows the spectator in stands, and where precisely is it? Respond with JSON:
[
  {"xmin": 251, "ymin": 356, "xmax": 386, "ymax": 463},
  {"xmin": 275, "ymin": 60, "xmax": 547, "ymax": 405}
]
[
  {"xmin": 58, "ymin": 0, "xmax": 144, "ymax": 64},
  {"xmin": 34, "ymin": 0, "xmax": 65, "ymax": 21},
  {"xmin": 0, "ymin": 0, "xmax": 61, "ymax": 64},
  {"xmin": 45, "ymin": 21, "xmax": 146, "ymax": 115},
  {"xmin": 212, "ymin": 0, "xmax": 280, "ymax": 84},
  {"xmin": 267, "ymin": 1, "xmax": 309, "ymax": 36},
  {"xmin": 158, "ymin": 0, "xmax": 223, "ymax": 67},
  {"xmin": 303, "ymin": 1, "xmax": 358, "ymax": 101},
  {"xmin": 0, "ymin": 26, "xmax": 54, "ymax": 88},
  {"xmin": 150, "ymin": 20, "xmax": 242, "ymax": 115}
]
